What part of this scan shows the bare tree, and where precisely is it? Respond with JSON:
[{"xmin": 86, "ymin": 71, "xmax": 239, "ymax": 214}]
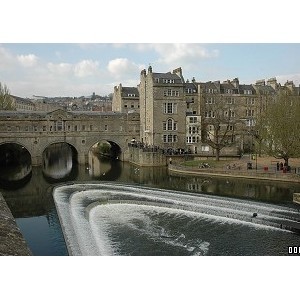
[
  {"xmin": 201, "ymin": 95, "xmax": 240, "ymax": 160},
  {"xmin": 0, "ymin": 82, "xmax": 15, "ymax": 110}
]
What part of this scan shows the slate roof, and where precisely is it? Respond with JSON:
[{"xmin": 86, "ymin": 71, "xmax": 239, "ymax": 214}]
[
  {"xmin": 121, "ymin": 87, "xmax": 139, "ymax": 97},
  {"xmin": 185, "ymin": 82, "xmax": 197, "ymax": 92},
  {"xmin": 153, "ymin": 72, "xmax": 183, "ymax": 83},
  {"xmin": 239, "ymin": 84, "xmax": 256, "ymax": 94},
  {"xmin": 254, "ymin": 84, "xmax": 276, "ymax": 94}
]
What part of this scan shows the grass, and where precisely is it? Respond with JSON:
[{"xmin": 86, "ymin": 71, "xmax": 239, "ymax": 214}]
[{"xmin": 181, "ymin": 159, "xmax": 227, "ymax": 168}]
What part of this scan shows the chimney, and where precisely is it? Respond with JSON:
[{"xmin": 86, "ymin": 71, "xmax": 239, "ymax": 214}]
[
  {"xmin": 172, "ymin": 67, "xmax": 184, "ymax": 82},
  {"xmin": 267, "ymin": 77, "xmax": 277, "ymax": 90},
  {"xmin": 232, "ymin": 78, "xmax": 239, "ymax": 89}
]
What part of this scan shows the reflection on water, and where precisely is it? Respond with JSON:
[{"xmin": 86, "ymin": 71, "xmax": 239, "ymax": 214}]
[
  {"xmin": 0, "ymin": 143, "xmax": 32, "ymax": 189},
  {"xmin": 43, "ymin": 143, "xmax": 76, "ymax": 182},
  {"xmin": 1, "ymin": 149, "xmax": 300, "ymax": 255}
]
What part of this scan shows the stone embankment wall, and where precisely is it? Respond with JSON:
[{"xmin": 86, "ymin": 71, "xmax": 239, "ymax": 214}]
[
  {"xmin": 293, "ymin": 193, "xmax": 300, "ymax": 205},
  {"xmin": 0, "ymin": 193, "xmax": 31, "ymax": 256},
  {"xmin": 128, "ymin": 147, "xmax": 167, "ymax": 166}
]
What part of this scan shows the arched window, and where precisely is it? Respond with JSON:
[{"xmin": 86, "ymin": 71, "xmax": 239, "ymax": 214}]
[{"xmin": 167, "ymin": 118, "xmax": 173, "ymax": 130}]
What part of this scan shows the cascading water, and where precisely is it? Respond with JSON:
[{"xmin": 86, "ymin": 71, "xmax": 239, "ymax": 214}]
[{"xmin": 53, "ymin": 182, "xmax": 300, "ymax": 256}]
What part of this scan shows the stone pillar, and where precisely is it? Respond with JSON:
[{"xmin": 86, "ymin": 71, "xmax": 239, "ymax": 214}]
[
  {"xmin": 31, "ymin": 155, "xmax": 42, "ymax": 166},
  {"xmin": 78, "ymin": 153, "xmax": 88, "ymax": 165}
]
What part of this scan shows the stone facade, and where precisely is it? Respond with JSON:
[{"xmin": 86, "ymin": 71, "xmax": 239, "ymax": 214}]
[
  {"xmin": 112, "ymin": 84, "xmax": 140, "ymax": 113},
  {"xmin": 112, "ymin": 66, "xmax": 300, "ymax": 158},
  {"xmin": 139, "ymin": 66, "xmax": 186, "ymax": 149}
]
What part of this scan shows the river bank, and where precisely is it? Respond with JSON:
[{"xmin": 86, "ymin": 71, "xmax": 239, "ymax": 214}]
[
  {"xmin": 0, "ymin": 193, "xmax": 32, "ymax": 256},
  {"xmin": 168, "ymin": 156, "xmax": 300, "ymax": 183}
]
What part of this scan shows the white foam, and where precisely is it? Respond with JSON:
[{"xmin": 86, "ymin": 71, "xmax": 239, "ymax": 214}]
[{"xmin": 53, "ymin": 182, "xmax": 298, "ymax": 256}]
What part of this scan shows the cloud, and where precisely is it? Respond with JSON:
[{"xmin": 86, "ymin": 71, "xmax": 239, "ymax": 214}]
[
  {"xmin": 74, "ymin": 59, "xmax": 100, "ymax": 77},
  {"xmin": 132, "ymin": 43, "xmax": 219, "ymax": 72},
  {"xmin": 17, "ymin": 54, "xmax": 38, "ymax": 67},
  {"xmin": 276, "ymin": 73, "xmax": 300, "ymax": 86},
  {"xmin": 47, "ymin": 62, "xmax": 73, "ymax": 75},
  {"xmin": 107, "ymin": 58, "xmax": 143, "ymax": 79},
  {"xmin": 0, "ymin": 46, "xmax": 16, "ymax": 68}
]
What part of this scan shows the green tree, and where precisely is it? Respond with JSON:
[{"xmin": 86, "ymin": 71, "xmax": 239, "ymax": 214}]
[
  {"xmin": 259, "ymin": 94, "xmax": 300, "ymax": 166},
  {"xmin": 0, "ymin": 82, "xmax": 15, "ymax": 110},
  {"xmin": 97, "ymin": 141, "xmax": 112, "ymax": 156}
]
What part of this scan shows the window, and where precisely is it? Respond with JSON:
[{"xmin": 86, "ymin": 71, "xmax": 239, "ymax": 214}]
[
  {"xmin": 104, "ymin": 125, "xmax": 108, "ymax": 131},
  {"xmin": 246, "ymin": 109, "xmax": 255, "ymax": 117},
  {"xmin": 74, "ymin": 125, "xmax": 78, "ymax": 131},
  {"xmin": 206, "ymin": 97, "xmax": 215, "ymax": 104},
  {"xmin": 163, "ymin": 103, "xmax": 177, "ymax": 114},
  {"xmin": 43, "ymin": 126, "xmax": 46, "ymax": 131},
  {"xmin": 201, "ymin": 145, "xmax": 210, "ymax": 152},
  {"xmin": 167, "ymin": 119, "xmax": 173, "ymax": 130},
  {"xmin": 90, "ymin": 125, "xmax": 93, "ymax": 131},
  {"xmin": 164, "ymin": 90, "xmax": 179, "ymax": 97},
  {"xmin": 246, "ymin": 119, "xmax": 255, "ymax": 127},
  {"xmin": 189, "ymin": 117, "xmax": 197, "ymax": 123},
  {"xmin": 204, "ymin": 111, "xmax": 215, "ymax": 118},
  {"xmin": 163, "ymin": 134, "xmax": 177, "ymax": 143},
  {"xmin": 163, "ymin": 118, "xmax": 177, "ymax": 131},
  {"xmin": 56, "ymin": 120, "xmax": 63, "ymax": 131},
  {"xmin": 246, "ymin": 98, "xmax": 255, "ymax": 105},
  {"xmin": 82, "ymin": 125, "xmax": 86, "ymax": 131},
  {"xmin": 244, "ymin": 90, "xmax": 252, "ymax": 95},
  {"xmin": 163, "ymin": 79, "xmax": 175, "ymax": 84}
]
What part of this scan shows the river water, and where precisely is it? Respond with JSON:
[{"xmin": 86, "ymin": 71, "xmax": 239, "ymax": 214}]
[{"xmin": 1, "ymin": 144, "xmax": 300, "ymax": 256}]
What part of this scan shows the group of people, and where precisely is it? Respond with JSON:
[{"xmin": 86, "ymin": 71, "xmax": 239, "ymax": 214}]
[
  {"xmin": 276, "ymin": 161, "xmax": 290, "ymax": 172},
  {"xmin": 129, "ymin": 139, "xmax": 192, "ymax": 156}
]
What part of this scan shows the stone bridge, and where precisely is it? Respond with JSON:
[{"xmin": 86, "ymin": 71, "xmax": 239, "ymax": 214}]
[{"xmin": 0, "ymin": 109, "xmax": 140, "ymax": 166}]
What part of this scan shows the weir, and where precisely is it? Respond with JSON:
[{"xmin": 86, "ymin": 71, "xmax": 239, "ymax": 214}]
[{"xmin": 53, "ymin": 182, "xmax": 300, "ymax": 256}]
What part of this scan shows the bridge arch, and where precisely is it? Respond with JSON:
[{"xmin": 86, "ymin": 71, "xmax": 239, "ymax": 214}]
[
  {"xmin": 0, "ymin": 141, "xmax": 33, "ymax": 162},
  {"xmin": 0, "ymin": 142, "xmax": 32, "ymax": 188},
  {"xmin": 87, "ymin": 138, "xmax": 123, "ymax": 160},
  {"xmin": 42, "ymin": 141, "xmax": 79, "ymax": 162}
]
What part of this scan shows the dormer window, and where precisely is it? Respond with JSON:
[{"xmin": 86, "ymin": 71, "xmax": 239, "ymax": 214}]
[{"xmin": 163, "ymin": 79, "xmax": 175, "ymax": 84}]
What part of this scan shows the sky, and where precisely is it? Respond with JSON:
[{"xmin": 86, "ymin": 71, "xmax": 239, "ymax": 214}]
[
  {"xmin": 1, "ymin": 1, "xmax": 300, "ymax": 99},
  {"xmin": 1, "ymin": 43, "xmax": 300, "ymax": 98}
]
